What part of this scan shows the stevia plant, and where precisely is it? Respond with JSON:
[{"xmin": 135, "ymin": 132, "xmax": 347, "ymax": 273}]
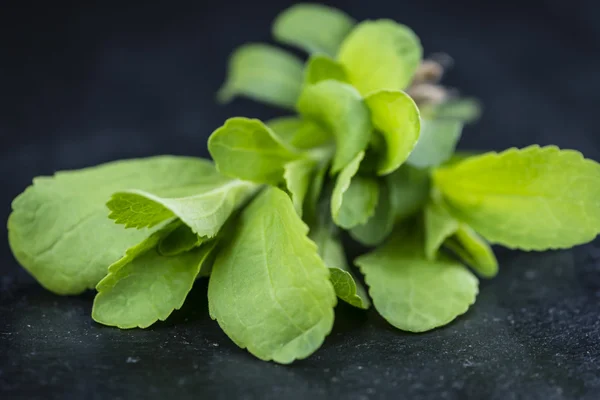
[{"xmin": 7, "ymin": 4, "xmax": 600, "ymax": 364}]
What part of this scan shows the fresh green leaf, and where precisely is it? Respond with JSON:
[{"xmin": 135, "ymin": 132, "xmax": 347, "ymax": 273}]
[
  {"xmin": 217, "ymin": 44, "xmax": 304, "ymax": 110},
  {"xmin": 8, "ymin": 156, "xmax": 216, "ymax": 295},
  {"xmin": 355, "ymin": 228, "xmax": 478, "ymax": 332},
  {"xmin": 208, "ymin": 187, "xmax": 336, "ymax": 364},
  {"xmin": 304, "ymin": 55, "xmax": 348, "ymax": 85},
  {"xmin": 445, "ymin": 225, "xmax": 498, "ymax": 278},
  {"xmin": 331, "ymin": 152, "xmax": 379, "ymax": 229},
  {"xmin": 309, "ymin": 195, "xmax": 370, "ymax": 309},
  {"xmin": 308, "ymin": 222, "xmax": 345, "ymax": 273},
  {"xmin": 338, "ymin": 19, "xmax": 422, "ymax": 96},
  {"xmin": 387, "ymin": 165, "xmax": 431, "ymax": 220},
  {"xmin": 108, "ymin": 219, "xmax": 183, "ymax": 272},
  {"xmin": 329, "ymin": 268, "xmax": 370, "ymax": 310},
  {"xmin": 296, "ymin": 80, "xmax": 372, "ymax": 173},
  {"xmin": 107, "ymin": 164, "xmax": 257, "ymax": 237},
  {"xmin": 304, "ymin": 160, "xmax": 329, "ymax": 226},
  {"xmin": 158, "ymin": 224, "xmax": 204, "ymax": 257},
  {"xmin": 350, "ymin": 180, "xmax": 395, "ymax": 246},
  {"xmin": 424, "ymin": 197, "xmax": 498, "ymax": 277},
  {"xmin": 284, "ymin": 158, "xmax": 318, "ymax": 217},
  {"xmin": 364, "ymin": 90, "xmax": 421, "ymax": 175},
  {"xmin": 434, "ymin": 145, "xmax": 600, "ymax": 250},
  {"xmin": 272, "ymin": 3, "xmax": 355, "ymax": 56},
  {"xmin": 92, "ymin": 237, "xmax": 217, "ymax": 329},
  {"xmin": 209, "ymin": 117, "xmax": 302, "ymax": 184},
  {"xmin": 309, "ymin": 222, "xmax": 370, "ymax": 309},
  {"xmin": 424, "ymin": 199, "xmax": 459, "ymax": 260},
  {"xmin": 267, "ymin": 116, "xmax": 333, "ymax": 150},
  {"xmin": 407, "ymin": 118, "xmax": 463, "ymax": 168},
  {"xmin": 335, "ymin": 177, "xmax": 379, "ymax": 229},
  {"xmin": 424, "ymin": 198, "xmax": 498, "ymax": 277}
]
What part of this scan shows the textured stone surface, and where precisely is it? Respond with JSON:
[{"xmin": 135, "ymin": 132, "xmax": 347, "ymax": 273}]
[
  {"xmin": 1, "ymin": 247, "xmax": 600, "ymax": 399},
  {"xmin": 1, "ymin": 0, "xmax": 600, "ymax": 398}
]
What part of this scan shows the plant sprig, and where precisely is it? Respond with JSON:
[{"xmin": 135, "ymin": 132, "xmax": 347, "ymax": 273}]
[{"xmin": 8, "ymin": 3, "xmax": 600, "ymax": 364}]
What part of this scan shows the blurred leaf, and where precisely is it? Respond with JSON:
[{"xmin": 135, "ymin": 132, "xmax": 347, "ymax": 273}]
[
  {"xmin": 297, "ymin": 80, "xmax": 372, "ymax": 173},
  {"xmin": 208, "ymin": 117, "xmax": 302, "ymax": 184},
  {"xmin": 272, "ymin": 3, "xmax": 355, "ymax": 56},
  {"xmin": 365, "ymin": 90, "xmax": 421, "ymax": 175},
  {"xmin": 304, "ymin": 54, "xmax": 348, "ymax": 85},
  {"xmin": 407, "ymin": 118, "xmax": 463, "ymax": 168},
  {"xmin": 217, "ymin": 44, "xmax": 304, "ymax": 109},
  {"xmin": 338, "ymin": 20, "xmax": 422, "ymax": 95},
  {"xmin": 267, "ymin": 116, "xmax": 333, "ymax": 150}
]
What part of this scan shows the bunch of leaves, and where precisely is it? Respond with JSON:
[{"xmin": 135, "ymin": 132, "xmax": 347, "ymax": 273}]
[{"xmin": 8, "ymin": 4, "xmax": 600, "ymax": 364}]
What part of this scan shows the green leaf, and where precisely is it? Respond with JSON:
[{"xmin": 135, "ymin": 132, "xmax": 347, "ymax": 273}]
[
  {"xmin": 92, "ymin": 235, "xmax": 217, "ymax": 329},
  {"xmin": 283, "ymin": 158, "xmax": 317, "ymax": 217},
  {"xmin": 445, "ymin": 225, "xmax": 498, "ymax": 278},
  {"xmin": 424, "ymin": 197, "xmax": 498, "ymax": 277},
  {"xmin": 309, "ymin": 227, "xmax": 370, "ymax": 310},
  {"xmin": 217, "ymin": 44, "xmax": 304, "ymax": 109},
  {"xmin": 309, "ymin": 199, "xmax": 370, "ymax": 309},
  {"xmin": 349, "ymin": 180, "xmax": 395, "ymax": 246},
  {"xmin": 335, "ymin": 177, "xmax": 379, "ymax": 229},
  {"xmin": 304, "ymin": 160, "xmax": 329, "ymax": 226},
  {"xmin": 304, "ymin": 55, "xmax": 348, "ymax": 85},
  {"xmin": 107, "ymin": 219, "xmax": 183, "ymax": 272},
  {"xmin": 267, "ymin": 116, "xmax": 333, "ymax": 150},
  {"xmin": 331, "ymin": 152, "xmax": 379, "ymax": 229},
  {"xmin": 158, "ymin": 224, "xmax": 204, "ymax": 257},
  {"xmin": 424, "ymin": 200, "xmax": 459, "ymax": 260},
  {"xmin": 208, "ymin": 187, "xmax": 336, "ymax": 364},
  {"xmin": 337, "ymin": 19, "xmax": 422, "ymax": 96},
  {"xmin": 208, "ymin": 117, "xmax": 302, "ymax": 185},
  {"xmin": 364, "ymin": 90, "xmax": 421, "ymax": 175},
  {"xmin": 296, "ymin": 80, "xmax": 372, "ymax": 173},
  {"xmin": 272, "ymin": 3, "xmax": 355, "ymax": 57},
  {"xmin": 424, "ymin": 198, "xmax": 498, "ymax": 277},
  {"xmin": 407, "ymin": 118, "xmax": 463, "ymax": 168},
  {"xmin": 387, "ymin": 165, "xmax": 431, "ymax": 220},
  {"xmin": 107, "ymin": 164, "xmax": 257, "ymax": 237},
  {"xmin": 329, "ymin": 268, "xmax": 370, "ymax": 310},
  {"xmin": 433, "ymin": 145, "xmax": 600, "ymax": 250},
  {"xmin": 355, "ymin": 228, "xmax": 479, "ymax": 332},
  {"xmin": 8, "ymin": 156, "xmax": 216, "ymax": 295}
]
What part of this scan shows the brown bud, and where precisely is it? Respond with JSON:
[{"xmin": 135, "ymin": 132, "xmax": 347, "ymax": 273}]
[
  {"xmin": 412, "ymin": 60, "xmax": 444, "ymax": 84},
  {"xmin": 407, "ymin": 83, "xmax": 449, "ymax": 105}
]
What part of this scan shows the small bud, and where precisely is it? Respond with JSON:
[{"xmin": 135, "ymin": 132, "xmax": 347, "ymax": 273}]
[
  {"xmin": 407, "ymin": 83, "xmax": 449, "ymax": 106},
  {"xmin": 413, "ymin": 60, "xmax": 444, "ymax": 84}
]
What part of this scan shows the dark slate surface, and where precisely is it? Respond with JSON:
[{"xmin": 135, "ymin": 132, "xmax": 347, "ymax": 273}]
[{"xmin": 1, "ymin": 0, "xmax": 599, "ymax": 399}]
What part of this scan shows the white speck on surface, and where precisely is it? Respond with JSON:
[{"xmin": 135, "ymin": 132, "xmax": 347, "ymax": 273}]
[
  {"xmin": 211, "ymin": 343, "xmax": 219, "ymax": 347},
  {"xmin": 126, "ymin": 356, "xmax": 140, "ymax": 364},
  {"xmin": 525, "ymin": 270, "xmax": 537, "ymax": 280}
]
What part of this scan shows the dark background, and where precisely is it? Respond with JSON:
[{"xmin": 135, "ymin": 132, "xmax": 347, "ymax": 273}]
[{"xmin": 1, "ymin": 1, "xmax": 599, "ymax": 399}]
